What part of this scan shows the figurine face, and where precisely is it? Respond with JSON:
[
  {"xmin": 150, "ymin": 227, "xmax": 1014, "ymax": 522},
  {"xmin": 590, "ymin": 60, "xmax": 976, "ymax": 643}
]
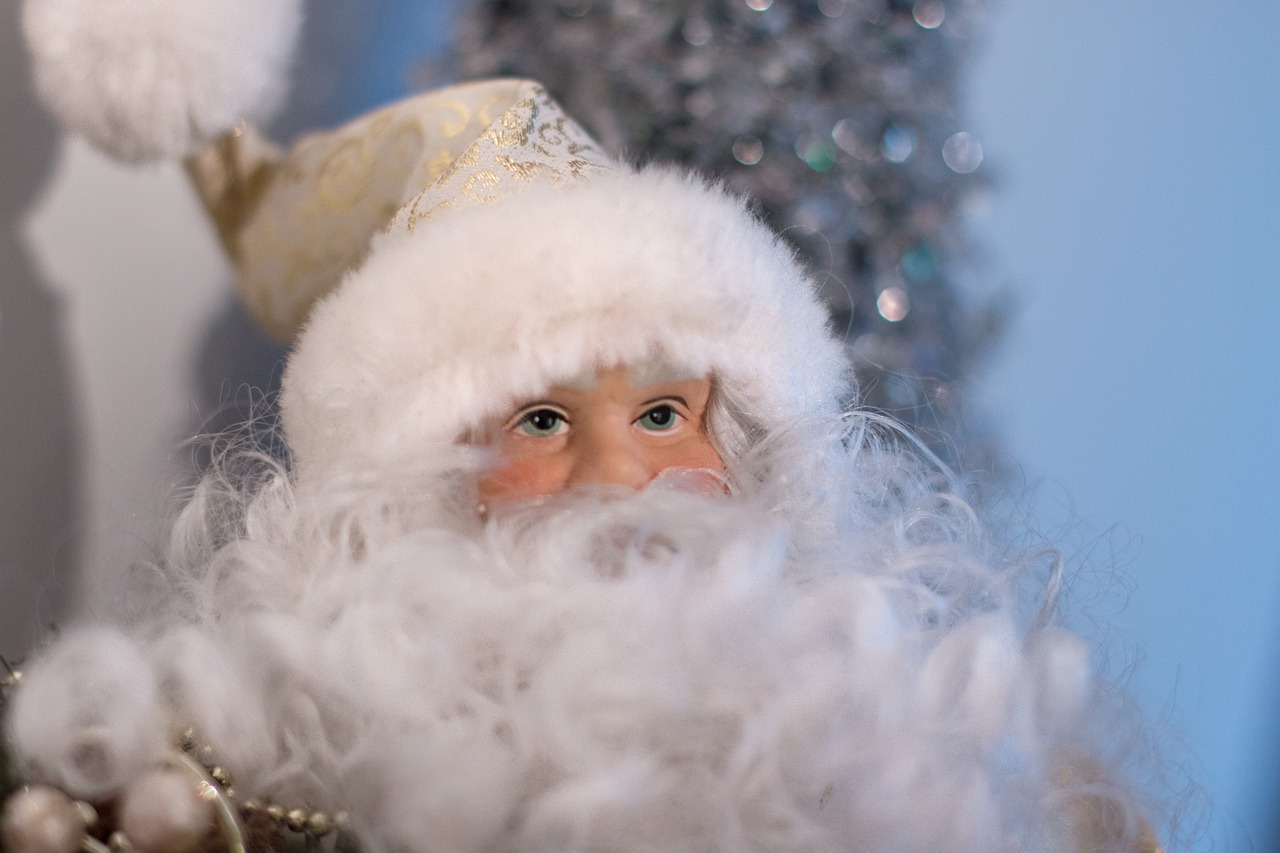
[{"xmin": 477, "ymin": 364, "xmax": 725, "ymax": 504}]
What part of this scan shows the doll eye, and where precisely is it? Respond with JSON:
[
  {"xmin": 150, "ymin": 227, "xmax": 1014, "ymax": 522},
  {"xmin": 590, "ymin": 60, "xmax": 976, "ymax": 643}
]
[
  {"xmin": 636, "ymin": 403, "xmax": 680, "ymax": 432},
  {"xmin": 514, "ymin": 407, "xmax": 569, "ymax": 437}
]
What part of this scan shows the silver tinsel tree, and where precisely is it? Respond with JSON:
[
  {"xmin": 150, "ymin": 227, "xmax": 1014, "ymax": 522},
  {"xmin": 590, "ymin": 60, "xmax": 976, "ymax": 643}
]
[{"xmin": 452, "ymin": 0, "xmax": 1002, "ymax": 469}]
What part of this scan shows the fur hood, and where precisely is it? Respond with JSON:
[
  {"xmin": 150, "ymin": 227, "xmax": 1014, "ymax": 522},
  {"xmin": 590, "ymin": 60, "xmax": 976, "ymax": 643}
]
[{"xmin": 281, "ymin": 167, "xmax": 851, "ymax": 483}]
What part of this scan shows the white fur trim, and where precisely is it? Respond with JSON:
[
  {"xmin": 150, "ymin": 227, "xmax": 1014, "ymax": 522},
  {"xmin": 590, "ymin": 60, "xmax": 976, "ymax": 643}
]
[
  {"xmin": 282, "ymin": 167, "xmax": 851, "ymax": 482},
  {"xmin": 22, "ymin": 0, "xmax": 304, "ymax": 162},
  {"xmin": 6, "ymin": 627, "xmax": 167, "ymax": 800}
]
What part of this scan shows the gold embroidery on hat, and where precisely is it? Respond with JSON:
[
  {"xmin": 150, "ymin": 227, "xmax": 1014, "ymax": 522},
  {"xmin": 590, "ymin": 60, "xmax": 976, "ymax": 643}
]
[
  {"xmin": 187, "ymin": 79, "xmax": 612, "ymax": 341},
  {"xmin": 475, "ymin": 88, "xmax": 514, "ymax": 128},
  {"xmin": 495, "ymin": 155, "xmax": 547, "ymax": 181},
  {"xmin": 462, "ymin": 169, "xmax": 503, "ymax": 203},
  {"xmin": 482, "ymin": 98, "xmax": 536, "ymax": 148},
  {"xmin": 564, "ymin": 159, "xmax": 606, "ymax": 179},
  {"xmin": 434, "ymin": 99, "xmax": 471, "ymax": 138},
  {"xmin": 317, "ymin": 138, "xmax": 374, "ymax": 211},
  {"xmin": 391, "ymin": 121, "xmax": 425, "ymax": 161}
]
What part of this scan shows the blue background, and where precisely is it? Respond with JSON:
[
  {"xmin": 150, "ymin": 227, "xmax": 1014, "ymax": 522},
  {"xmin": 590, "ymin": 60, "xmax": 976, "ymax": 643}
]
[{"xmin": 970, "ymin": 2, "xmax": 1280, "ymax": 849}]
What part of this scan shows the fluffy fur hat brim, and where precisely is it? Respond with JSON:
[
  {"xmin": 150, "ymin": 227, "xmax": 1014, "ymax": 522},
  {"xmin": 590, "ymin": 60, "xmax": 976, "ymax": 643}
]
[{"xmin": 282, "ymin": 167, "xmax": 851, "ymax": 482}]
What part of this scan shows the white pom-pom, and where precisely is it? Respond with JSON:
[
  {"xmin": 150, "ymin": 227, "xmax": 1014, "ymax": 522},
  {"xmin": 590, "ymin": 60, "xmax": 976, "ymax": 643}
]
[
  {"xmin": 6, "ymin": 627, "xmax": 168, "ymax": 800},
  {"xmin": 21, "ymin": 0, "xmax": 305, "ymax": 162}
]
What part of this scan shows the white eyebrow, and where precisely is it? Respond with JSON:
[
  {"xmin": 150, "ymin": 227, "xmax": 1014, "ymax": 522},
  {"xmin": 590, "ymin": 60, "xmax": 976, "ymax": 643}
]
[
  {"xmin": 627, "ymin": 355, "xmax": 699, "ymax": 387},
  {"xmin": 549, "ymin": 356, "xmax": 701, "ymax": 391},
  {"xmin": 550, "ymin": 365, "xmax": 601, "ymax": 391}
]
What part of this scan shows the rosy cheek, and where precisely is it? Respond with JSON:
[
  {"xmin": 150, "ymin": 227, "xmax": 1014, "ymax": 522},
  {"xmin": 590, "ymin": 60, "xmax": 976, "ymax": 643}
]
[{"xmin": 477, "ymin": 456, "xmax": 567, "ymax": 503}]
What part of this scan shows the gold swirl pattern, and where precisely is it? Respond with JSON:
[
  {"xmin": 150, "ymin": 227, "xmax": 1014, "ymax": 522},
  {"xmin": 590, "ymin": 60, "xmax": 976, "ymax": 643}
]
[
  {"xmin": 185, "ymin": 79, "xmax": 611, "ymax": 341},
  {"xmin": 316, "ymin": 137, "xmax": 375, "ymax": 210},
  {"xmin": 391, "ymin": 84, "xmax": 611, "ymax": 237}
]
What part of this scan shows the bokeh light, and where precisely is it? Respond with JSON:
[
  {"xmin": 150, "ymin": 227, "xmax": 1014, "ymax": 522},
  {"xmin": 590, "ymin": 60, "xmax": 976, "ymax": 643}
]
[
  {"xmin": 877, "ymin": 287, "xmax": 910, "ymax": 322},
  {"xmin": 881, "ymin": 124, "xmax": 916, "ymax": 163},
  {"xmin": 942, "ymin": 131, "xmax": 983, "ymax": 173},
  {"xmin": 912, "ymin": 0, "xmax": 945, "ymax": 30},
  {"xmin": 732, "ymin": 136, "xmax": 764, "ymax": 166}
]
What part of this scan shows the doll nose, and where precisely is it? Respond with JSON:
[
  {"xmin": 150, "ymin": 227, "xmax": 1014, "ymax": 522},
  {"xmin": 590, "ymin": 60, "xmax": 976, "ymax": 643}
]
[{"xmin": 567, "ymin": 427, "xmax": 652, "ymax": 491}]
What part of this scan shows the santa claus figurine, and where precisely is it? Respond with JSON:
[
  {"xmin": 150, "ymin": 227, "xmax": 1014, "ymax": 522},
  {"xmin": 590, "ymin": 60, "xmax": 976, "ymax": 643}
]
[{"xmin": 3, "ymin": 2, "xmax": 1162, "ymax": 851}]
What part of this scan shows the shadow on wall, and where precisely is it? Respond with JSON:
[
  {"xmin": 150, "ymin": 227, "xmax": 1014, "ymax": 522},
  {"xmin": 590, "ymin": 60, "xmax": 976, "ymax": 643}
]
[
  {"xmin": 0, "ymin": 0, "xmax": 78, "ymax": 660},
  {"xmin": 0, "ymin": 0, "xmax": 452, "ymax": 658}
]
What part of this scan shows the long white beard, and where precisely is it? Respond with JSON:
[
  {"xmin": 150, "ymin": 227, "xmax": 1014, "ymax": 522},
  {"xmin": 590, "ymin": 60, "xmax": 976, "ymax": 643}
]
[{"xmin": 8, "ymin": 428, "xmax": 1134, "ymax": 852}]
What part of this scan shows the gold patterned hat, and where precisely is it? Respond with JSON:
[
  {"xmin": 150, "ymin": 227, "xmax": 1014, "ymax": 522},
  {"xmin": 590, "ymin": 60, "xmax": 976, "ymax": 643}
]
[{"xmin": 186, "ymin": 79, "xmax": 612, "ymax": 341}]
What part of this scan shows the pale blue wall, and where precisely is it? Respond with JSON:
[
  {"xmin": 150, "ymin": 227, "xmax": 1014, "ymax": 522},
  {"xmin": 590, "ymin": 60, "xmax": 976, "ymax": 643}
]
[{"xmin": 970, "ymin": 3, "xmax": 1280, "ymax": 849}]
